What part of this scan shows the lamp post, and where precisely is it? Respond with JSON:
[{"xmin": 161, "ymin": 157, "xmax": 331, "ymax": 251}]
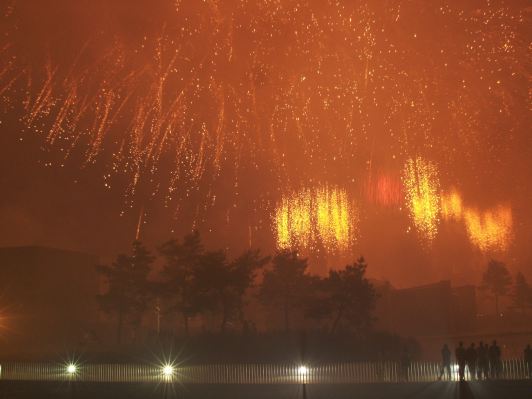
[
  {"xmin": 298, "ymin": 365, "xmax": 308, "ymax": 399},
  {"xmin": 155, "ymin": 298, "xmax": 161, "ymax": 337},
  {"xmin": 298, "ymin": 330, "xmax": 308, "ymax": 399}
]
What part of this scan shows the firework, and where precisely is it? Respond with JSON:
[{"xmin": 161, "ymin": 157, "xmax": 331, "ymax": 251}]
[
  {"xmin": 463, "ymin": 206, "xmax": 513, "ymax": 252},
  {"xmin": 1, "ymin": 2, "xmax": 526, "ymax": 197},
  {"xmin": 275, "ymin": 190, "xmax": 313, "ymax": 250},
  {"xmin": 403, "ymin": 157, "xmax": 441, "ymax": 242},
  {"xmin": 274, "ymin": 186, "xmax": 357, "ymax": 254},
  {"xmin": 0, "ymin": 0, "xmax": 526, "ymax": 259},
  {"xmin": 364, "ymin": 173, "xmax": 403, "ymax": 207},
  {"xmin": 441, "ymin": 189, "xmax": 463, "ymax": 221},
  {"xmin": 440, "ymin": 188, "xmax": 513, "ymax": 252},
  {"xmin": 316, "ymin": 187, "xmax": 353, "ymax": 252}
]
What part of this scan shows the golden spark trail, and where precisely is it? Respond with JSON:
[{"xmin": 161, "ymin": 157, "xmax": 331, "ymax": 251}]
[
  {"xmin": 441, "ymin": 189, "xmax": 463, "ymax": 220},
  {"xmin": 0, "ymin": 0, "xmax": 526, "ymax": 253},
  {"xmin": 316, "ymin": 187, "xmax": 352, "ymax": 252},
  {"xmin": 463, "ymin": 206, "xmax": 512, "ymax": 252},
  {"xmin": 274, "ymin": 186, "xmax": 357, "ymax": 254},
  {"xmin": 441, "ymin": 189, "xmax": 513, "ymax": 252},
  {"xmin": 403, "ymin": 157, "xmax": 441, "ymax": 242}
]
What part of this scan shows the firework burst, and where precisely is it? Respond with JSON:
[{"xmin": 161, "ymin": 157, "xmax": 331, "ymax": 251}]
[
  {"xmin": 0, "ymin": 0, "xmax": 527, "ymax": 260},
  {"xmin": 463, "ymin": 206, "xmax": 512, "ymax": 253},
  {"xmin": 403, "ymin": 157, "xmax": 441, "ymax": 243},
  {"xmin": 441, "ymin": 189, "xmax": 513, "ymax": 252},
  {"xmin": 441, "ymin": 189, "xmax": 464, "ymax": 221},
  {"xmin": 274, "ymin": 186, "xmax": 357, "ymax": 254}
]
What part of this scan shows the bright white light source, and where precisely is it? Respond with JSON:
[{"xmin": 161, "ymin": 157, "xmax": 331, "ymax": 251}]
[
  {"xmin": 66, "ymin": 364, "xmax": 77, "ymax": 374},
  {"xmin": 297, "ymin": 365, "xmax": 309, "ymax": 375},
  {"xmin": 162, "ymin": 365, "xmax": 174, "ymax": 376}
]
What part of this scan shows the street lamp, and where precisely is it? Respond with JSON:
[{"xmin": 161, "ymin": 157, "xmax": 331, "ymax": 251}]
[
  {"xmin": 66, "ymin": 363, "xmax": 77, "ymax": 375},
  {"xmin": 162, "ymin": 364, "xmax": 175, "ymax": 379}
]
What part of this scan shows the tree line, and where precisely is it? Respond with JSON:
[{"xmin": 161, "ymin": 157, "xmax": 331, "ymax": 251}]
[
  {"xmin": 96, "ymin": 232, "xmax": 532, "ymax": 345},
  {"xmin": 482, "ymin": 259, "xmax": 532, "ymax": 316},
  {"xmin": 96, "ymin": 232, "xmax": 377, "ymax": 344}
]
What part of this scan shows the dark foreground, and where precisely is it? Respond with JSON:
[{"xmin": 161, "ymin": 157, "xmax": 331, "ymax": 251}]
[{"xmin": 1, "ymin": 381, "xmax": 531, "ymax": 399}]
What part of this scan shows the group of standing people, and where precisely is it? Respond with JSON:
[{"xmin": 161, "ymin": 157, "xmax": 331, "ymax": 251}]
[
  {"xmin": 439, "ymin": 341, "xmax": 505, "ymax": 381},
  {"xmin": 399, "ymin": 341, "xmax": 531, "ymax": 382},
  {"xmin": 525, "ymin": 344, "xmax": 532, "ymax": 378}
]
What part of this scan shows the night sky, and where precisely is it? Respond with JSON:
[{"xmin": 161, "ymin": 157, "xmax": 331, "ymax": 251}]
[{"xmin": 0, "ymin": 0, "xmax": 530, "ymax": 287}]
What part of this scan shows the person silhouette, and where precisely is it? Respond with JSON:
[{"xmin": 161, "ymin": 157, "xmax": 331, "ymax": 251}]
[
  {"xmin": 489, "ymin": 340, "xmax": 502, "ymax": 379},
  {"xmin": 438, "ymin": 344, "xmax": 452, "ymax": 381},
  {"xmin": 455, "ymin": 342, "xmax": 466, "ymax": 381},
  {"xmin": 400, "ymin": 347, "xmax": 411, "ymax": 382},
  {"xmin": 466, "ymin": 343, "xmax": 477, "ymax": 380},
  {"xmin": 495, "ymin": 341, "xmax": 502, "ymax": 378},
  {"xmin": 477, "ymin": 341, "xmax": 489, "ymax": 380},
  {"xmin": 524, "ymin": 344, "xmax": 531, "ymax": 378}
]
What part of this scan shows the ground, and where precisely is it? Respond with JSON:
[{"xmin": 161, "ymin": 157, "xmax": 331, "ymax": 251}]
[{"xmin": 1, "ymin": 381, "xmax": 531, "ymax": 399}]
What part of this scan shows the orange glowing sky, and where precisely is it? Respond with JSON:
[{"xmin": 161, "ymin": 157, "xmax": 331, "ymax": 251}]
[{"xmin": 0, "ymin": 0, "xmax": 530, "ymax": 285}]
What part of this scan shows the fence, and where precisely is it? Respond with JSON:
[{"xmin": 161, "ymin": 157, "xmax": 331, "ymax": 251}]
[{"xmin": 0, "ymin": 360, "xmax": 529, "ymax": 384}]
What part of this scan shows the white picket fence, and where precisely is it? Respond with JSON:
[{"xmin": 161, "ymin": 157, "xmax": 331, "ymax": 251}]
[{"xmin": 0, "ymin": 360, "xmax": 529, "ymax": 384}]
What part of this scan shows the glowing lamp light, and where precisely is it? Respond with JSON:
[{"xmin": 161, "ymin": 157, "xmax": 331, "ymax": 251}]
[
  {"xmin": 162, "ymin": 364, "xmax": 174, "ymax": 377},
  {"xmin": 66, "ymin": 364, "xmax": 77, "ymax": 374},
  {"xmin": 297, "ymin": 365, "xmax": 309, "ymax": 375}
]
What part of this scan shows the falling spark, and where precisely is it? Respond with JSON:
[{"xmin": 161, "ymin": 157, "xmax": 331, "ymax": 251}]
[
  {"xmin": 274, "ymin": 186, "xmax": 357, "ymax": 254},
  {"xmin": 275, "ymin": 189, "xmax": 313, "ymax": 250},
  {"xmin": 464, "ymin": 206, "xmax": 513, "ymax": 252},
  {"xmin": 365, "ymin": 173, "xmax": 403, "ymax": 206},
  {"xmin": 0, "ymin": 1, "xmax": 525, "ymax": 205},
  {"xmin": 135, "ymin": 205, "xmax": 144, "ymax": 241},
  {"xmin": 403, "ymin": 157, "xmax": 441, "ymax": 242},
  {"xmin": 441, "ymin": 189, "xmax": 513, "ymax": 252},
  {"xmin": 441, "ymin": 189, "xmax": 463, "ymax": 220},
  {"xmin": 0, "ymin": 0, "xmax": 526, "ymax": 257},
  {"xmin": 316, "ymin": 186, "xmax": 353, "ymax": 252}
]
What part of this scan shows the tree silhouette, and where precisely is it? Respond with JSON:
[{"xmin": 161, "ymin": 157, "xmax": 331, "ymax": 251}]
[
  {"xmin": 97, "ymin": 241, "xmax": 154, "ymax": 344},
  {"xmin": 192, "ymin": 249, "xmax": 269, "ymax": 332},
  {"xmin": 160, "ymin": 237, "xmax": 270, "ymax": 334},
  {"xmin": 327, "ymin": 257, "xmax": 377, "ymax": 334},
  {"xmin": 159, "ymin": 231, "xmax": 204, "ymax": 336},
  {"xmin": 306, "ymin": 257, "xmax": 377, "ymax": 334},
  {"xmin": 259, "ymin": 250, "xmax": 310, "ymax": 332},
  {"xmin": 302, "ymin": 274, "xmax": 330, "ymax": 327},
  {"xmin": 482, "ymin": 260, "xmax": 512, "ymax": 316},
  {"xmin": 193, "ymin": 249, "xmax": 231, "ymax": 332},
  {"xmin": 513, "ymin": 272, "xmax": 531, "ymax": 314},
  {"xmin": 225, "ymin": 250, "xmax": 270, "ymax": 332}
]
